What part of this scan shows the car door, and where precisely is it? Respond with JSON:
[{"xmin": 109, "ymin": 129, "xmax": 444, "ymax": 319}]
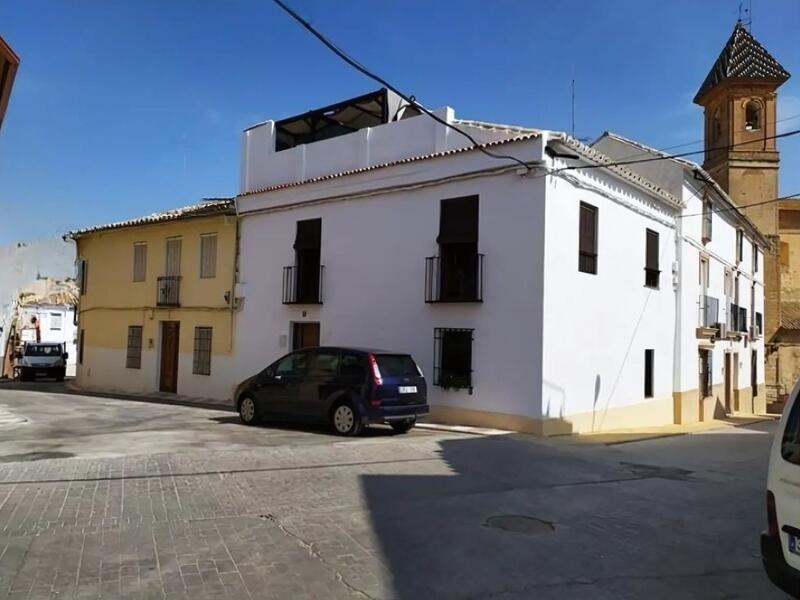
[
  {"xmin": 770, "ymin": 381, "xmax": 800, "ymax": 573},
  {"xmin": 252, "ymin": 351, "xmax": 307, "ymax": 419},
  {"xmin": 295, "ymin": 349, "xmax": 341, "ymax": 420}
]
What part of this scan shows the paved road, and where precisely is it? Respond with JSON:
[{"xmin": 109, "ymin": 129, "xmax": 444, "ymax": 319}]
[{"xmin": 0, "ymin": 381, "xmax": 784, "ymax": 599}]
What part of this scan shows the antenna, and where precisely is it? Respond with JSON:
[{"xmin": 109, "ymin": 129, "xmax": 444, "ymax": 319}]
[{"xmin": 571, "ymin": 78, "xmax": 576, "ymax": 139}]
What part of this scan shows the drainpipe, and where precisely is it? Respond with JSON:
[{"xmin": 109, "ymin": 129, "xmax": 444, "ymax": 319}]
[{"xmin": 672, "ymin": 211, "xmax": 683, "ymax": 421}]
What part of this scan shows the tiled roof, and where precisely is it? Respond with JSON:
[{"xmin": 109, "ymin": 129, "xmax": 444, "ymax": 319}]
[
  {"xmin": 65, "ymin": 198, "xmax": 235, "ymax": 238},
  {"xmin": 595, "ymin": 131, "xmax": 770, "ymax": 248},
  {"xmin": 239, "ymin": 125, "xmax": 678, "ymax": 207},
  {"xmin": 695, "ymin": 21, "xmax": 790, "ymax": 103},
  {"xmin": 780, "ymin": 302, "xmax": 800, "ymax": 331}
]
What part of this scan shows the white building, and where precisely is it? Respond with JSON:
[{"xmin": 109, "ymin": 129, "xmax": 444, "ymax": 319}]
[
  {"xmin": 17, "ymin": 303, "xmax": 77, "ymax": 376},
  {"xmin": 594, "ymin": 132, "xmax": 768, "ymax": 419},
  {"xmin": 233, "ymin": 89, "xmax": 767, "ymax": 434}
]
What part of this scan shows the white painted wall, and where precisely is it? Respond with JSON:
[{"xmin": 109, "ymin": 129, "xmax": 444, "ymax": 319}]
[{"xmin": 541, "ymin": 167, "xmax": 678, "ymax": 429}]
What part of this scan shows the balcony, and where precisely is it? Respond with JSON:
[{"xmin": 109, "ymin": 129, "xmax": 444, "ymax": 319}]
[
  {"xmin": 698, "ymin": 295, "xmax": 719, "ymax": 328},
  {"xmin": 425, "ymin": 254, "xmax": 484, "ymax": 303},
  {"xmin": 157, "ymin": 276, "xmax": 181, "ymax": 307},
  {"xmin": 283, "ymin": 265, "xmax": 324, "ymax": 304}
]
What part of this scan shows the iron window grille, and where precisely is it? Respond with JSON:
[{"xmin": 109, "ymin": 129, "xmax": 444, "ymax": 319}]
[
  {"xmin": 433, "ymin": 328, "xmax": 474, "ymax": 391},
  {"xmin": 192, "ymin": 327, "xmax": 212, "ymax": 376},
  {"xmin": 126, "ymin": 326, "xmax": 143, "ymax": 369},
  {"xmin": 578, "ymin": 202, "xmax": 598, "ymax": 274},
  {"xmin": 425, "ymin": 253, "xmax": 484, "ymax": 303},
  {"xmin": 157, "ymin": 276, "xmax": 181, "ymax": 307}
]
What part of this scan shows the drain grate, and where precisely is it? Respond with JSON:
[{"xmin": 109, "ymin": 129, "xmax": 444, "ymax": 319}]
[{"xmin": 484, "ymin": 515, "xmax": 554, "ymax": 535}]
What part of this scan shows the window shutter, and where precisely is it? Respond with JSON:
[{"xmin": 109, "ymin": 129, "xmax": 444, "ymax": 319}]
[
  {"xmin": 133, "ymin": 243, "xmax": 147, "ymax": 282},
  {"xmin": 200, "ymin": 234, "xmax": 217, "ymax": 279},
  {"xmin": 646, "ymin": 230, "xmax": 659, "ymax": 270},
  {"xmin": 579, "ymin": 204, "xmax": 596, "ymax": 255},
  {"xmin": 166, "ymin": 238, "xmax": 182, "ymax": 276}
]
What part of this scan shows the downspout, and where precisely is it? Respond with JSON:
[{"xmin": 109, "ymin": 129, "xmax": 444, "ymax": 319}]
[{"xmin": 672, "ymin": 210, "xmax": 683, "ymax": 423}]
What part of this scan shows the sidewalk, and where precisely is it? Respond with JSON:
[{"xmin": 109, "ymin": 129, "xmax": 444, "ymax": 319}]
[{"xmin": 65, "ymin": 381, "xmax": 233, "ymax": 412}]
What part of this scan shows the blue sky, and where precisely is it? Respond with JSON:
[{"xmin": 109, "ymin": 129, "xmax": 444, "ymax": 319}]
[{"xmin": 1, "ymin": 0, "xmax": 798, "ymax": 245}]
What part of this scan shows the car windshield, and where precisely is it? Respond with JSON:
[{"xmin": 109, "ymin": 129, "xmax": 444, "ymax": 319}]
[
  {"xmin": 24, "ymin": 345, "xmax": 61, "ymax": 357},
  {"xmin": 375, "ymin": 354, "xmax": 418, "ymax": 377}
]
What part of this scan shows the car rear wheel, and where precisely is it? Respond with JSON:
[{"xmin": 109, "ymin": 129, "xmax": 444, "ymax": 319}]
[
  {"xmin": 239, "ymin": 395, "xmax": 260, "ymax": 426},
  {"xmin": 390, "ymin": 419, "xmax": 416, "ymax": 434},
  {"xmin": 331, "ymin": 402, "xmax": 364, "ymax": 436}
]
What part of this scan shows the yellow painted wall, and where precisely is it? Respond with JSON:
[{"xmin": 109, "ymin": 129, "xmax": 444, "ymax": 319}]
[{"xmin": 75, "ymin": 214, "xmax": 237, "ymax": 354}]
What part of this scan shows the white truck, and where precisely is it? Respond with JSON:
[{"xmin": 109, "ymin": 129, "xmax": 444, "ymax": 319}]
[{"xmin": 16, "ymin": 342, "xmax": 68, "ymax": 382}]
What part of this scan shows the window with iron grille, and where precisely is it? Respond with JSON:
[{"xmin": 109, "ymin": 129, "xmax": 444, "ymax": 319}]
[
  {"xmin": 702, "ymin": 197, "xmax": 713, "ymax": 243},
  {"xmin": 644, "ymin": 229, "xmax": 660, "ymax": 288},
  {"xmin": 578, "ymin": 202, "xmax": 598, "ymax": 274},
  {"xmin": 644, "ymin": 349, "xmax": 655, "ymax": 398},
  {"xmin": 433, "ymin": 328, "xmax": 473, "ymax": 390},
  {"xmin": 193, "ymin": 327, "xmax": 212, "ymax": 375},
  {"xmin": 133, "ymin": 243, "xmax": 147, "ymax": 282},
  {"xmin": 126, "ymin": 326, "xmax": 143, "ymax": 369},
  {"xmin": 200, "ymin": 234, "xmax": 217, "ymax": 279}
]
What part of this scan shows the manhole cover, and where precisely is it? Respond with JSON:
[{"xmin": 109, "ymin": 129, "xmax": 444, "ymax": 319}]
[{"xmin": 484, "ymin": 515, "xmax": 554, "ymax": 535}]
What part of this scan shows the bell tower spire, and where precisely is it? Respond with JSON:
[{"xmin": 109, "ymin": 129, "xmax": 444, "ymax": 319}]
[{"xmin": 694, "ymin": 21, "xmax": 790, "ymax": 234}]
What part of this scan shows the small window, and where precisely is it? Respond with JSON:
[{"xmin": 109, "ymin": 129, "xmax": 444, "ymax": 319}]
[
  {"xmin": 307, "ymin": 349, "xmax": 340, "ymax": 377},
  {"xmin": 702, "ymin": 196, "xmax": 713, "ymax": 243},
  {"xmin": 434, "ymin": 328, "xmax": 473, "ymax": 390},
  {"xmin": 200, "ymin": 234, "xmax": 218, "ymax": 279},
  {"xmin": 753, "ymin": 243, "xmax": 759, "ymax": 273},
  {"xmin": 699, "ymin": 255, "xmax": 710, "ymax": 289},
  {"xmin": 756, "ymin": 311, "xmax": 763, "ymax": 335},
  {"xmin": 192, "ymin": 327, "xmax": 212, "ymax": 375},
  {"xmin": 50, "ymin": 313, "xmax": 62, "ymax": 331},
  {"xmin": 578, "ymin": 202, "xmax": 598, "ymax": 274},
  {"xmin": 745, "ymin": 100, "xmax": 762, "ymax": 131},
  {"xmin": 781, "ymin": 394, "xmax": 800, "ymax": 465},
  {"xmin": 133, "ymin": 243, "xmax": 147, "ymax": 282},
  {"xmin": 736, "ymin": 230, "xmax": 744, "ymax": 263},
  {"xmin": 644, "ymin": 349, "xmax": 654, "ymax": 398},
  {"xmin": 78, "ymin": 259, "xmax": 88, "ymax": 295},
  {"xmin": 78, "ymin": 329, "xmax": 85, "ymax": 365},
  {"xmin": 751, "ymin": 350, "xmax": 758, "ymax": 398},
  {"xmin": 645, "ymin": 229, "xmax": 659, "ymax": 288},
  {"xmin": 126, "ymin": 326, "xmax": 143, "ymax": 369},
  {"xmin": 711, "ymin": 108, "xmax": 722, "ymax": 141}
]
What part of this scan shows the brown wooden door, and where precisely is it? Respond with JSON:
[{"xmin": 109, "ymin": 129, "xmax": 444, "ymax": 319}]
[
  {"xmin": 292, "ymin": 322, "xmax": 320, "ymax": 350},
  {"xmin": 724, "ymin": 353, "xmax": 732, "ymax": 413},
  {"xmin": 160, "ymin": 321, "xmax": 180, "ymax": 393}
]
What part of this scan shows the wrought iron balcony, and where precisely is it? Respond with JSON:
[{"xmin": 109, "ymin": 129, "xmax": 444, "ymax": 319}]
[
  {"xmin": 698, "ymin": 295, "xmax": 719, "ymax": 328},
  {"xmin": 425, "ymin": 254, "xmax": 484, "ymax": 303},
  {"xmin": 282, "ymin": 264, "xmax": 324, "ymax": 304},
  {"xmin": 157, "ymin": 276, "xmax": 181, "ymax": 307}
]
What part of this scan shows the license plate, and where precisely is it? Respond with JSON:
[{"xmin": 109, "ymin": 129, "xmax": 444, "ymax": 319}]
[
  {"xmin": 399, "ymin": 386, "xmax": 417, "ymax": 394},
  {"xmin": 790, "ymin": 535, "xmax": 800, "ymax": 556}
]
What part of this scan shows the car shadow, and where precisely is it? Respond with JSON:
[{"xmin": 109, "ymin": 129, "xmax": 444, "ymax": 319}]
[{"xmin": 207, "ymin": 415, "xmax": 400, "ymax": 438}]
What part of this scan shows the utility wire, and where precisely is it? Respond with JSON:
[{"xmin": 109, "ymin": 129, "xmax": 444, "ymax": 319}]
[
  {"xmin": 678, "ymin": 192, "xmax": 800, "ymax": 219},
  {"xmin": 270, "ymin": 0, "xmax": 535, "ymax": 171}
]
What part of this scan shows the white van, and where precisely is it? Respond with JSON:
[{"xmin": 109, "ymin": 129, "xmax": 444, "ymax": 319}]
[
  {"xmin": 763, "ymin": 380, "xmax": 800, "ymax": 596},
  {"xmin": 16, "ymin": 342, "xmax": 68, "ymax": 382}
]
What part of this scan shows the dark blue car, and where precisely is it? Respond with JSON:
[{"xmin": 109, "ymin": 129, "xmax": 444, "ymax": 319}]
[{"xmin": 235, "ymin": 347, "xmax": 428, "ymax": 435}]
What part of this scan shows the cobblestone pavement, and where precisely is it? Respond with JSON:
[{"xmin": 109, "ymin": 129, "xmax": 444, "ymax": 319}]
[{"xmin": 0, "ymin": 385, "xmax": 785, "ymax": 599}]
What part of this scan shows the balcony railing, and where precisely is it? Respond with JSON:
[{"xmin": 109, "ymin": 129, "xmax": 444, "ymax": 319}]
[
  {"xmin": 698, "ymin": 295, "xmax": 719, "ymax": 328},
  {"xmin": 728, "ymin": 303, "xmax": 748, "ymax": 333},
  {"xmin": 282, "ymin": 264, "xmax": 324, "ymax": 304},
  {"xmin": 425, "ymin": 254, "xmax": 484, "ymax": 303},
  {"xmin": 157, "ymin": 276, "xmax": 181, "ymax": 307}
]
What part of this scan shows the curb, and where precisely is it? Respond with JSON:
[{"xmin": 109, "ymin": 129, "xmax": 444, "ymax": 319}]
[{"xmin": 63, "ymin": 383, "xmax": 234, "ymax": 413}]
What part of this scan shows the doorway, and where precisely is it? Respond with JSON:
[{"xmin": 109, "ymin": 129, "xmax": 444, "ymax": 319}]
[
  {"xmin": 292, "ymin": 322, "xmax": 320, "ymax": 350},
  {"xmin": 160, "ymin": 321, "xmax": 180, "ymax": 393},
  {"xmin": 724, "ymin": 353, "xmax": 732, "ymax": 413}
]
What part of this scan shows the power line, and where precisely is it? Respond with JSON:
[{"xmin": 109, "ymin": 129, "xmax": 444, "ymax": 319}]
[
  {"xmin": 678, "ymin": 192, "xmax": 800, "ymax": 219},
  {"xmin": 270, "ymin": 0, "xmax": 535, "ymax": 171}
]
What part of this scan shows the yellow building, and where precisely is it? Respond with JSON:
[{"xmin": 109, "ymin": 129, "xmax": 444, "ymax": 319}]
[{"xmin": 66, "ymin": 199, "xmax": 238, "ymax": 401}]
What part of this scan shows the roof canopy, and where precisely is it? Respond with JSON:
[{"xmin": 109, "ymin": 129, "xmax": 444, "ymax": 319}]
[{"xmin": 694, "ymin": 21, "xmax": 790, "ymax": 104}]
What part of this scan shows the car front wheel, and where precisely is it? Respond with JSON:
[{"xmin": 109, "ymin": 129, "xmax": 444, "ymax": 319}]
[
  {"xmin": 331, "ymin": 402, "xmax": 364, "ymax": 436},
  {"xmin": 239, "ymin": 395, "xmax": 260, "ymax": 426}
]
